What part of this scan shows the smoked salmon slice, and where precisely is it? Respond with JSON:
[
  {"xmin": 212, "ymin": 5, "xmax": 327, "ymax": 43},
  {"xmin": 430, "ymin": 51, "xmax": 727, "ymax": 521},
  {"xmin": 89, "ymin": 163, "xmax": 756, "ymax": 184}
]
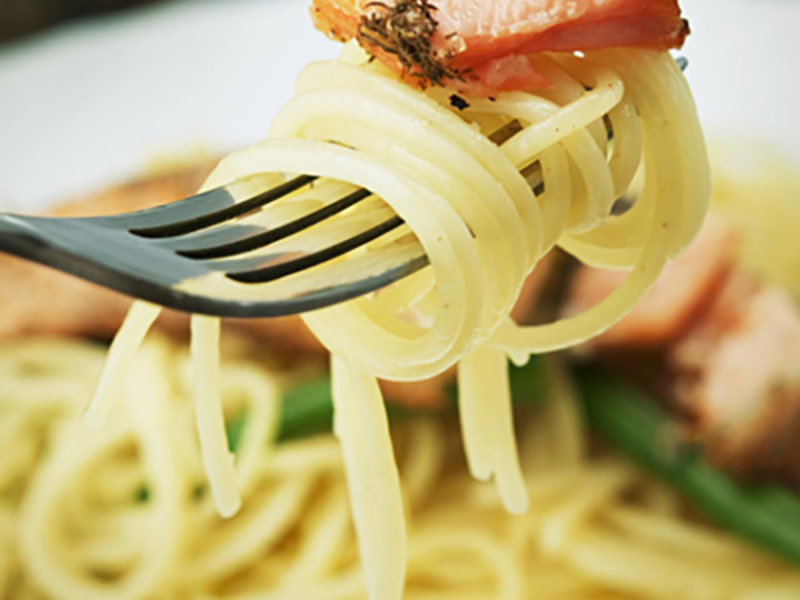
[{"xmin": 311, "ymin": 0, "xmax": 689, "ymax": 95}]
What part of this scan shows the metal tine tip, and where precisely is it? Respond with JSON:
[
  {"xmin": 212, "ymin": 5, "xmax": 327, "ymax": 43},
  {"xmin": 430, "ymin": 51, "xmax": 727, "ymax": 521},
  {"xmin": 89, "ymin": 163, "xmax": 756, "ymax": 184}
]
[
  {"xmin": 228, "ymin": 216, "xmax": 406, "ymax": 283},
  {"xmin": 178, "ymin": 187, "xmax": 374, "ymax": 259},
  {"xmin": 129, "ymin": 174, "xmax": 318, "ymax": 239}
]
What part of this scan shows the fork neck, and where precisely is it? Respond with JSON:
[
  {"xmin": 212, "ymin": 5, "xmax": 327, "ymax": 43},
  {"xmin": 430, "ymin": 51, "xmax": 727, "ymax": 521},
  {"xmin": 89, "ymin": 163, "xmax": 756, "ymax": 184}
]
[
  {"xmin": 0, "ymin": 212, "xmax": 24, "ymax": 235},
  {"xmin": 0, "ymin": 213, "xmax": 47, "ymax": 257},
  {"xmin": 0, "ymin": 211, "xmax": 36, "ymax": 232}
]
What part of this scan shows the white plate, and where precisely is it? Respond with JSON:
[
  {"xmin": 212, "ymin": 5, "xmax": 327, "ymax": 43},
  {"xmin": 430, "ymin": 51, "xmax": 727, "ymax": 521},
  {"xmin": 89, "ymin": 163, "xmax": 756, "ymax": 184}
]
[{"xmin": 0, "ymin": 0, "xmax": 797, "ymax": 212}]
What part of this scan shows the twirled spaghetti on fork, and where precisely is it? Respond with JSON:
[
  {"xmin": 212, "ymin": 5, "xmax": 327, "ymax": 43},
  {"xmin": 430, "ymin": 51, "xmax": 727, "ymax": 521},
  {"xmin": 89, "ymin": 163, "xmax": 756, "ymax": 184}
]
[{"xmin": 86, "ymin": 1, "xmax": 710, "ymax": 598}]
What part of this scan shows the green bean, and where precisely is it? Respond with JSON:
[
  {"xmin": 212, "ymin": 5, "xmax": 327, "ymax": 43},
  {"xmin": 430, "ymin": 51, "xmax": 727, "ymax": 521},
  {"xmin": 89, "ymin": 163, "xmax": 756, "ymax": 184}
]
[{"xmin": 576, "ymin": 368, "xmax": 800, "ymax": 567}]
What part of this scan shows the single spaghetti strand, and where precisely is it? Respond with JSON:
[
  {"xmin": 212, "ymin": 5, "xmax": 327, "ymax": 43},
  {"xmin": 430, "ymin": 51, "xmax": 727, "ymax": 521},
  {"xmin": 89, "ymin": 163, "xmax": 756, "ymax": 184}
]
[
  {"xmin": 190, "ymin": 315, "xmax": 241, "ymax": 518},
  {"xmin": 458, "ymin": 346, "xmax": 528, "ymax": 514},
  {"xmin": 83, "ymin": 301, "xmax": 161, "ymax": 430},
  {"xmin": 332, "ymin": 356, "xmax": 407, "ymax": 600}
]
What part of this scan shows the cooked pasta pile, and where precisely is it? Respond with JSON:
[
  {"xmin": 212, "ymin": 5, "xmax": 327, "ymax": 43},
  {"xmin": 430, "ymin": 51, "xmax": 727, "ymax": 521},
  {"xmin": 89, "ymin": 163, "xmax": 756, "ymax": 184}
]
[
  {"xmin": 85, "ymin": 45, "xmax": 709, "ymax": 599},
  {"xmin": 3, "ymin": 338, "xmax": 800, "ymax": 600}
]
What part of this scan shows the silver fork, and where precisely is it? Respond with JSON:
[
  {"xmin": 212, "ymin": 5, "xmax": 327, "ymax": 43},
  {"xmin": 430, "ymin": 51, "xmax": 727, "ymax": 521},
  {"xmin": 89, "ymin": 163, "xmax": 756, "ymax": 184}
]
[
  {"xmin": 0, "ymin": 174, "xmax": 432, "ymax": 318},
  {"xmin": 0, "ymin": 121, "xmax": 540, "ymax": 318}
]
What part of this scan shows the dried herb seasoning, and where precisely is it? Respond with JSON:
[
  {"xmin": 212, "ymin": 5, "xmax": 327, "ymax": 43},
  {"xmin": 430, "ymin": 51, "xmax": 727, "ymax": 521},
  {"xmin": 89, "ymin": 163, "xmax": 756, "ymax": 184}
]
[{"xmin": 358, "ymin": 0, "xmax": 463, "ymax": 87}]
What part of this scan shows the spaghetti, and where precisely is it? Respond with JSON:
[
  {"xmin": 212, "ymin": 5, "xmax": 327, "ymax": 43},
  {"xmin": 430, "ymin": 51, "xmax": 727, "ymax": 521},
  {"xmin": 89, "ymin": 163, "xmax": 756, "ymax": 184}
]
[
  {"xmin": 4, "ymin": 338, "xmax": 800, "ymax": 600},
  {"xmin": 87, "ymin": 43, "xmax": 709, "ymax": 600}
]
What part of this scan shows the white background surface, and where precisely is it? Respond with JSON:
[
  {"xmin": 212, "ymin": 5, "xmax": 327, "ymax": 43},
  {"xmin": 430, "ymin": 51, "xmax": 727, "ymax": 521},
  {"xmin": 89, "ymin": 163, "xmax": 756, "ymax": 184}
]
[{"xmin": 0, "ymin": 0, "xmax": 797, "ymax": 212}]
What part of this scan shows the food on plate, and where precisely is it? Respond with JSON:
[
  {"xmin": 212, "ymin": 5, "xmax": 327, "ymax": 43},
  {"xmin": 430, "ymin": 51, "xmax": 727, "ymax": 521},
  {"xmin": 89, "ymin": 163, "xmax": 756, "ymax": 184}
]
[
  {"xmin": 0, "ymin": 0, "xmax": 724, "ymax": 600},
  {"xmin": 5, "ymin": 149, "xmax": 800, "ymax": 598},
  {"xmin": 7, "ymin": 333, "xmax": 800, "ymax": 600},
  {"xmin": 3, "ymin": 0, "xmax": 718, "ymax": 598},
  {"xmin": 7, "ymin": 194, "xmax": 800, "ymax": 600}
]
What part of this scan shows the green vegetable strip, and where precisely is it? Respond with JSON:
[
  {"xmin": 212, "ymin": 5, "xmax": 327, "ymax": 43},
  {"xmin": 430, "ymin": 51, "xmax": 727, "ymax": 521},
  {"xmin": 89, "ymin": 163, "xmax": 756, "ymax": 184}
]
[
  {"xmin": 278, "ymin": 378, "xmax": 338, "ymax": 441},
  {"xmin": 576, "ymin": 368, "xmax": 800, "ymax": 568}
]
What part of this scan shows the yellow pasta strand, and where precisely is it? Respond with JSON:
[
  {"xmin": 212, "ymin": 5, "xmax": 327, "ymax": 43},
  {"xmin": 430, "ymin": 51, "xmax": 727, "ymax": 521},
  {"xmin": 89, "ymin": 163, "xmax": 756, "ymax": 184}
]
[{"xmin": 190, "ymin": 315, "xmax": 241, "ymax": 518}]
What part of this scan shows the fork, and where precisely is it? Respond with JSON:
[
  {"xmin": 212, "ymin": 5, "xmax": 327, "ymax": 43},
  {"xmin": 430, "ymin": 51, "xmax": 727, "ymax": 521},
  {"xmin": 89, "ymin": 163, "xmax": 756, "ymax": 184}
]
[
  {"xmin": 0, "ymin": 119, "xmax": 545, "ymax": 318},
  {"xmin": 0, "ymin": 173, "xmax": 433, "ymax": 318}
]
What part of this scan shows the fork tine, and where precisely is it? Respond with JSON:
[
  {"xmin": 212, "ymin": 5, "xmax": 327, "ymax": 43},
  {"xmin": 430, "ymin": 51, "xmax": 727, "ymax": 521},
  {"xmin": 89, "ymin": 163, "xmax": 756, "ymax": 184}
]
[
  {"xmin": 172, "ymin": 242, "xmax": 428, "ymax": 317},
  {"xmin": 99, "ymin": 175, "xmax": 317, "ymax": 236},
  {"xmin": 228, "ymin": 216, "xmax": 405, "ymax": 284},
  {"xmin": 176, "ymin": 188, "xmax": 374, "ymax": 259},
  {"xmin": 95, "ymin": 186, "xmax": 238, "ymax": 231},
  {"xmin": 131, "ymin": 174, "xmax": 318, "ymax": 238},
  {"xmin": 151, "ymin": 222, "xmax": 270, "ymax": 254}
]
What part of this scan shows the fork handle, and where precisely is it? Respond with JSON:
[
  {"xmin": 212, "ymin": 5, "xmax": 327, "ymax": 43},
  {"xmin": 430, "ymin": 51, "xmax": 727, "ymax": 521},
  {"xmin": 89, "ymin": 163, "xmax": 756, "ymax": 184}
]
[
  {"xmin": 0, "ymin": 213, "xmax": 65, "ymax": 272},
  {"xmin": 0, "ymin": 212, "xmax": 19, "ymax": 232},
  {"xmin": 0, "ymin": 213, "xmax": 40, "ymax": 255}
]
